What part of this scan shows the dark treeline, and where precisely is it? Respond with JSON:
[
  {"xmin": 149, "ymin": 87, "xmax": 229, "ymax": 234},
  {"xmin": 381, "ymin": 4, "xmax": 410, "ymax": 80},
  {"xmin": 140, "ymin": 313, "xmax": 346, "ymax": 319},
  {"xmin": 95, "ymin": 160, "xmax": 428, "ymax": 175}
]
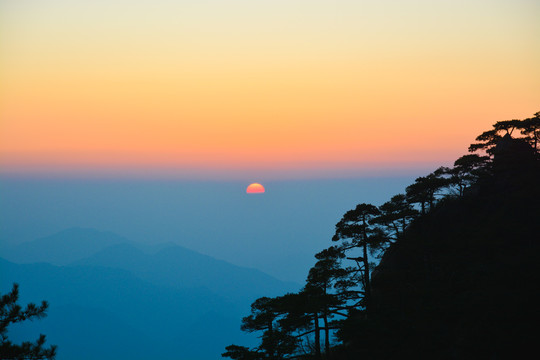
[{"xmin": 223, "ymin": 111, "xmax": 540, "ymax": 359}]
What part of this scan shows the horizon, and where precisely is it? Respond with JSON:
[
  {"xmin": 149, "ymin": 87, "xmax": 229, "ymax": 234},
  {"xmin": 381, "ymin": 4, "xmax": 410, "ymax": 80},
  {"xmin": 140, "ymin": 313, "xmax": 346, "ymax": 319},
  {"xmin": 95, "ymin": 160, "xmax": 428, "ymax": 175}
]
[
  {"xmin": 0, "ymin": 175, "xmax": 419, "ymax": 283},
  {"xmin": 0, "ymin": 161, "xmax": 450, "ymax": 180}
]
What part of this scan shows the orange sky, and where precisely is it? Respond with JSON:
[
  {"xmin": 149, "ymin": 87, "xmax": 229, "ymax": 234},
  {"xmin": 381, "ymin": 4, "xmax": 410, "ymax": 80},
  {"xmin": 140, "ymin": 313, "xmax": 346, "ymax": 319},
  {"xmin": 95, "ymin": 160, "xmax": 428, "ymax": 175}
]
[{"xmin": 1, "ymin": 0, "xmax": 539, "ymax": 179}]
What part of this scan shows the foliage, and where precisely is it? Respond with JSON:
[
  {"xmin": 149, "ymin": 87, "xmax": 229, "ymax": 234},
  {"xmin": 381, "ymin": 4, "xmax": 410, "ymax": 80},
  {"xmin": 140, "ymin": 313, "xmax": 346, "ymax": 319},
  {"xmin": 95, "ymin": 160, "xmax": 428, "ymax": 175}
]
[
  {"xmin": 447, "ymin": 154, "xmax": 490, "ymax": 196},
  {"xmin": 468, "ymin": 113, "xmax": 540, "ymax": 154},
  {"xmin": 222, "ymin": 345, "xmax": 262, "ymax": 360},
  {"xmin": 374, "ymin": 194, "xmax": 418, "ymax": 242},
  {"xmin": 520, "ymin": 112, "xmax": 540, "ymax": 150},
  {"xmin": 0, "ymin": 283, "xmax": 57, "ymax": 360},
  {"xmin": 405, "ymin": 169, "xmax": 450, "ymax": 214}
]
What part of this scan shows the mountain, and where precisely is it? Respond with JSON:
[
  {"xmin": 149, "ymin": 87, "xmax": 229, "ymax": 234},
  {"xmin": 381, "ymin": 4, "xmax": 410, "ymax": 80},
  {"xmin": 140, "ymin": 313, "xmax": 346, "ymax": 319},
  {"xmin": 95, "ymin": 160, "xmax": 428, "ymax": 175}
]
[
  {"xmin": 3, "ymin": 227, "xmax": 299, "ymax": 303},
  {"xmin": 0, "ymin": 258, "xmax": 258, "ymax": 360},
  {"xmin": 73, "ymin": 242, "xmax": 299, "ymax": 303},
  {"xmin": 336, "ymin": 134, "xmax": 540, "ymax": 359},
  {"xmin": 1, "ymin": 227, "xmax": 130, "ymax": 265},
  {"xmin": 10, "ymin": 304, "xmax": 155, "ymax": 360},
  {"xmin": 1, "ymin": 229, "xmax": 300, "ymax": 360}
]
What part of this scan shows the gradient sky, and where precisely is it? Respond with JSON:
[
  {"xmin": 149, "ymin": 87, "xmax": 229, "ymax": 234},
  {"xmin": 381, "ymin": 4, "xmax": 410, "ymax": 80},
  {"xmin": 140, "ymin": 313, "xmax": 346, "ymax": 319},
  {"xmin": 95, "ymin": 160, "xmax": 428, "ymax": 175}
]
[{"xmin": 1, "ymin": 0, "xmax": 539, "ymax": 179}]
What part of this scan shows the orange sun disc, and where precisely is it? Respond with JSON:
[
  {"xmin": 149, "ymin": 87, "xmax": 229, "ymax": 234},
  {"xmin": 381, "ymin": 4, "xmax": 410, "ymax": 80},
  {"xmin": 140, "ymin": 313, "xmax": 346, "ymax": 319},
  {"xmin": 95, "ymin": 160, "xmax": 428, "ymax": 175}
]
[{"xmin": 246, "ymin": 183, "xmax": 265, "ymax": 194}]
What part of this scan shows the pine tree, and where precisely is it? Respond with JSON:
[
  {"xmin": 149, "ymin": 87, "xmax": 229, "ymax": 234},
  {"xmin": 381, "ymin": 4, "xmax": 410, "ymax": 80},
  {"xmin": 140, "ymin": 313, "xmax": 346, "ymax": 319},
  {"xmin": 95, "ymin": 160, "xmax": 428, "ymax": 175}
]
[{"xmin": 0, "ymin": 283, "xmax": 57, "ymax": 360}]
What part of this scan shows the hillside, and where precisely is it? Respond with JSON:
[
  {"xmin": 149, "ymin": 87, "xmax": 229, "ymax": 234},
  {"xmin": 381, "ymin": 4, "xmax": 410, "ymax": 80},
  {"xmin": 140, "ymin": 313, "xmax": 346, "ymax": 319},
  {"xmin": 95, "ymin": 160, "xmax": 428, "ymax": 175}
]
[{"xmin": 341, "ymin": 131, "xmax": 540, "ymax": 358}]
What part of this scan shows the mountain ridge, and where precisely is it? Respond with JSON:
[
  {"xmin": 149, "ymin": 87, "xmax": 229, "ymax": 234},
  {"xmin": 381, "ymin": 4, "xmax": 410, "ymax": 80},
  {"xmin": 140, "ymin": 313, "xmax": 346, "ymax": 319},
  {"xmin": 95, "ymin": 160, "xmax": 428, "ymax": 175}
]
[{"xmin": 0, "ymin": 228, "xmax": 300, "ymax": 360}]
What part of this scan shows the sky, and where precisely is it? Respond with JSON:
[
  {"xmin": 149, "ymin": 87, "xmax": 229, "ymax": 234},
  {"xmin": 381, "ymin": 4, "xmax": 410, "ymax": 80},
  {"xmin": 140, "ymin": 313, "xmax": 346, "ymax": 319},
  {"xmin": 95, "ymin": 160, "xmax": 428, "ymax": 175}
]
[{"xmin": 1, "ymin": 0, "xmax": 539, "ymax": 179}]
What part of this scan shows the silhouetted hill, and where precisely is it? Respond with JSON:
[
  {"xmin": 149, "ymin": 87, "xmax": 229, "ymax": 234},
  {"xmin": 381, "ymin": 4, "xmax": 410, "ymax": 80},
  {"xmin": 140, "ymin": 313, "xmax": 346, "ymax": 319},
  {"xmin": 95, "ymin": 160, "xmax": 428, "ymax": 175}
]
[
  {"xmin": 341, "ymin": 137, "xmax": 540, "ymax": 359},
  {"xmin": 2, "ymin": 227, "xmax": 130, "ymax": 265}
]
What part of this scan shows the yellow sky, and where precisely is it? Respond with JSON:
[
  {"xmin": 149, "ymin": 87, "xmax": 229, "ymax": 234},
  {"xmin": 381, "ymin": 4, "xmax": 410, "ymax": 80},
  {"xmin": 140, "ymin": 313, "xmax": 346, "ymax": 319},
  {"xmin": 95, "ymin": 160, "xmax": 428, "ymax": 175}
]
[{"xmin": 1, "ymin": 0, "xmax": 539, "ymax": 178}]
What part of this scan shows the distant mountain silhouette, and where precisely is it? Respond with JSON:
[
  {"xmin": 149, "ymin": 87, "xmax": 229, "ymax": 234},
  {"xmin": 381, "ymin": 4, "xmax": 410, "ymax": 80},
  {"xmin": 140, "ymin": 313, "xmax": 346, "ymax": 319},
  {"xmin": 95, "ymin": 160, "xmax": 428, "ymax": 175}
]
[
  {"xmin": 73, "ymin": 242, "xmax": 299, "ymax": 302},
  {"xmin": 1, "ymin": 229, "xmax": 299, "ymax": 360},
  {"xmin": 1, "ymin": 258, "xmax": 247, "ymax": 359},
  {"xmin": 10, "ymin": 304, "xmax": 154, "ymax": 360},
  {"xmin": 2, "ymin": 227, "xmax": 130, "ymax": 265}
]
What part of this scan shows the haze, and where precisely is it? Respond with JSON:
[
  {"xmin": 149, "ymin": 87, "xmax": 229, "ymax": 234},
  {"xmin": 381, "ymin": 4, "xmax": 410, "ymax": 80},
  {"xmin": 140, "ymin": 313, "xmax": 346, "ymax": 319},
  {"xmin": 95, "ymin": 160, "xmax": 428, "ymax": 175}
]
[{"xmin": 0, "ymin": 176, "xmax": 419, "ymax": 282}]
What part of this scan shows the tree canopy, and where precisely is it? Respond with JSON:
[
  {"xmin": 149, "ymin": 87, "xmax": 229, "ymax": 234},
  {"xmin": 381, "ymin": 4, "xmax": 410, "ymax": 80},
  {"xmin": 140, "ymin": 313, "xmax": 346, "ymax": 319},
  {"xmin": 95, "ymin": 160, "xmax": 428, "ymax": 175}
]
[{"xmin": 0, "ymin": 283, "xmax": 57, "ymax": 360}]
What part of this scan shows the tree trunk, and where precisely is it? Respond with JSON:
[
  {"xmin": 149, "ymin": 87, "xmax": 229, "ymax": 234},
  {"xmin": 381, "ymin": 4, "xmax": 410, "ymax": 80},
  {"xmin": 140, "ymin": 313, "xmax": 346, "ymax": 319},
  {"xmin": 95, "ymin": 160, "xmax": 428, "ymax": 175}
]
[
  {"xmin": 323, "ymin": 310, "xmax": 330, "ymax": 359},
  {"xmin": 362, "ymin": 214, "xmax": 371, "ymax": 313},
  {"xmin": 314, "ymin": 312, "xmax": 321, "ymax": 359},
  {"xmin": 363, "ymin": 239, "xmax": 370, "ymax": 312},
  {"xmin": 268, "ymin": 320, "xmax": 276, "ymax": 360},
  {"xmin": 392, "ymin": 222, "xmax": 400, "ymax": 239}
]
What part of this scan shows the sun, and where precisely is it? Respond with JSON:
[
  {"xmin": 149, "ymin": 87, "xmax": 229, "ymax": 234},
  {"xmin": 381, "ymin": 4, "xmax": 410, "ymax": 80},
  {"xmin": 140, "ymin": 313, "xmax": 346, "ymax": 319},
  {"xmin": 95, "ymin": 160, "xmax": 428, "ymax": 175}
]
[{"xmin": 246, "ymin": 183, "xmax": 265, "ymax": 194}]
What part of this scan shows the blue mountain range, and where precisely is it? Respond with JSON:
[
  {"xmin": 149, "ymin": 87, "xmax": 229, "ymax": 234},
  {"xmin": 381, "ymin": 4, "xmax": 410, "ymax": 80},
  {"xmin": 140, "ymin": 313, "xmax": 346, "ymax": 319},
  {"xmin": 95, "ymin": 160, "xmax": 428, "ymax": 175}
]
[{"xmin": 1, "ymin": 228, "xmax": 300, "ymax": 360}]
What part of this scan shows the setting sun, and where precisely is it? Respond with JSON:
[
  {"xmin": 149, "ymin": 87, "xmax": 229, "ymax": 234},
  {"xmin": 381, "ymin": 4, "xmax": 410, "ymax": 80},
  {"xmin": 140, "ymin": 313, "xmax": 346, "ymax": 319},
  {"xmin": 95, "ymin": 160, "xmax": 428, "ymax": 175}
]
[{"xmin": 246, "ymin": 183, "xmax": 265, "ymax": 194}]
